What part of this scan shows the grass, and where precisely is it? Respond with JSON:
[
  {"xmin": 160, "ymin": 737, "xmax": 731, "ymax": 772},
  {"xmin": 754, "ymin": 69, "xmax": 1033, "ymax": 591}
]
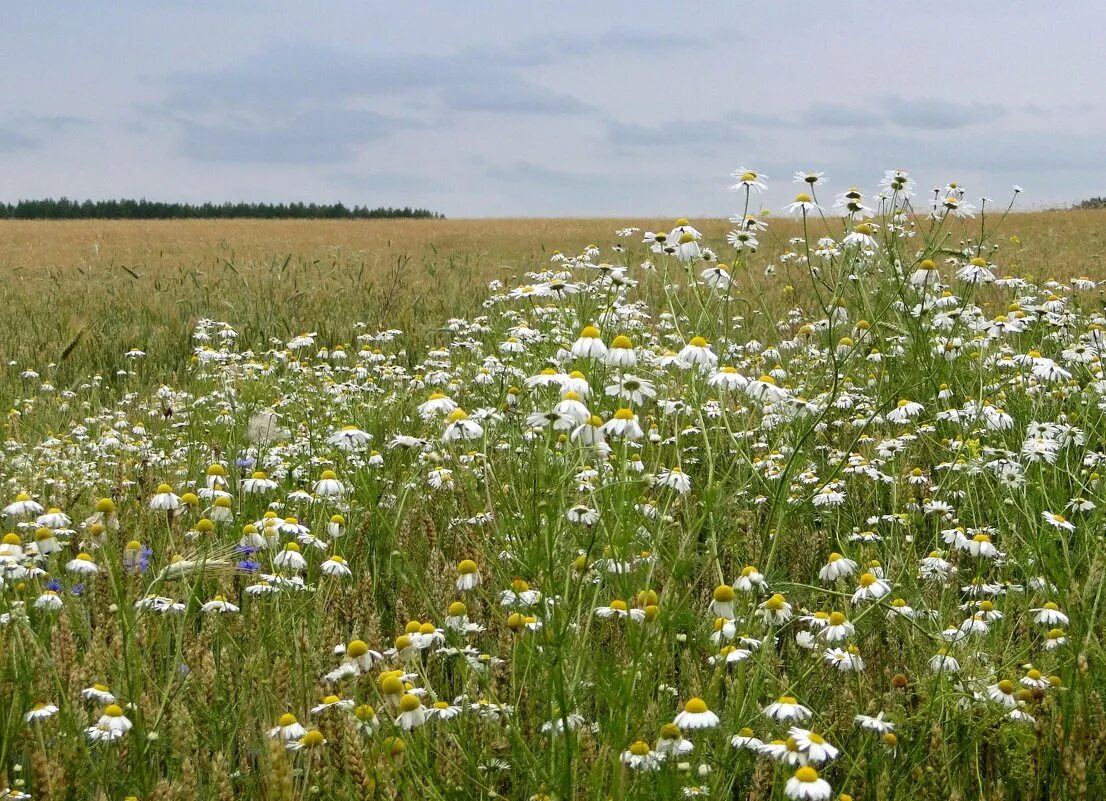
[{"xmin": 0, "ymin": 195, "xmax": 1105, "ymax": 800}]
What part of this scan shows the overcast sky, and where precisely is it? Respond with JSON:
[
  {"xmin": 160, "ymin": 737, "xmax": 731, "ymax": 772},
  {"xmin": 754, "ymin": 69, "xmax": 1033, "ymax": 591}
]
[{"xmin": 1, "ymin": 2, "xmax": 1103, "ymax": 217}]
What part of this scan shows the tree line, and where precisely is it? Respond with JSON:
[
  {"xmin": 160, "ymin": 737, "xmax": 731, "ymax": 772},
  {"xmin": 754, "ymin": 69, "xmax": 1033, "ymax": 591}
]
[
  {"xmin": 0, "ymin": 198, "xmax": 443, "ymax": 220},
  {"xmin": 1075, "ymin": 197, "xmax": 1106, "ymax": 210}
]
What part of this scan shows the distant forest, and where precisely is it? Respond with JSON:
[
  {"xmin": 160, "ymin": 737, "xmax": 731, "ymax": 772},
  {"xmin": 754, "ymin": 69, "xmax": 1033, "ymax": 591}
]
[
  {"xmin": 1075, "ymin": 197, "xmax": 1106, "ymax": 210},
  {"xmin": 0, "ymin": 198, "xmax": 443, "ymax": 220}
]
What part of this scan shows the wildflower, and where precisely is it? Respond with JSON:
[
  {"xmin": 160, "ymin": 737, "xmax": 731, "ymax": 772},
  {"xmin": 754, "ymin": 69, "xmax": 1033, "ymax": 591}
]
[
  {"xmin": 320, "ymin": 555, "xmax": 352, "ymax": 577},
  {"xmin": 820, "ymin": 612, "xmax": 854, "ymax": 643},
  {"xmin": 454, "ymin": 559, "xmax": 481, "ymax": 591},
  {"xmin": 3, "ymin": 492, "xmax": 44, "ymax": 518},
  {"xmin": 789, "ymin": 728, "xmax": 838, "ymax": 764},
  {"xmin": 1030, "ymin": 602, "xmax": 1069, "ymax": 626},
  {"xmin": 1041, "ymin": 511, "xmax": 1075, "ymax": 532},
  {"xmin": 24, "ymin": 702, "xmax": 59, "ymax": 724},
  {"xmin": 763, "ymin": 697, "xmax": 812, "ymax": 722},
  {"xmin": 785, "ymin": 766, "xmax": 832, "ymax": 800},
  {"xmin": 928, "ymin": 648, "xmax": 961, "ymax": 673},
  {"xmin": 201, "ymin": 595, "xmax": 239, "ymax": 614},
  {"xmin": 87, "ymin": 704, "xmax": 132, "ymax": 743},
  {"xmin": 678, "ymin": 336, "xmax": 718, "ymax": 368},
  {"xmin": 818, "ymin": 553, "xmax": 857, "ymax": 582},
  {"xmin": 242, "ymin": 472, "xmax": 277, "ymax": 494},
  {"xmin": 442, "ymin": 409, "xmax": 484, "ymax": 442},
  {"xmin": 606, "ymin": 335, "xmax": 637, "ymax": 367},
  {"xmin": 855, "ymin": 712, "xmax": 895, "ymax": 733},
  {"xmin": 757, "ymin": 594, "xmax": 793, "ymax": 625},
  {"xmin": 851, "ymin": 572, "xmax": 891, "ymax": 603},
  {"xmin": 655, "ymin": 466, "xmax": 692, "ymax": 494},
  {"xmin": 149, "ymin": 483, "xmax": 181, "ymax": 510},
  {"xmin": 731, "ymin": 727, "xmax": 764, "ymax": 751},
  {"xmin": 313, "ymin": 470, "xmax": 344, "ymax": 497},
  {"xmin": 602, "ymin": 408, "xmax": 643, "ymax": 440},
  {"xmin": 729, "ymin": 167, "xmax": 767, "ymax": 194},
  {"xmin": 396, "ymin": 693, "xmax": 428, "ymax": 730},
  {"xmin": 274, "ymin": 542, "xmax": 307, "ymax": 572},
  {"xmin": 328, "ymin": 425, "xmax": 371, "ymax": 450},
  {"xmin": 711, "ymin": 584, "xmax": 736, "ymax": 618},
  {"xmin": 674, "ymin": 698, "xmax": 719, "ymax": 730},
  {"xmin": 735, "ymin": 565, "xmax": 765, "ymax": 592},
  {"xmin": 1045, "ymin": 628, "xmax": 1067, "ymax": 650},
  {"xmin": 311, "ymin": 695, "xmax": 354, "ymax": 715},
  {"xmin": 824, "ymin": 646, "xmax": 865, "ymax": 672},
  {"xmin": 784, "ymin": 193, "xmax": 821, "ymax": 216},
  {"xmin": 621, "ymin": 740, "xmax": 664, "ymax": 772},
  {"xmin": 82, "ymin": 684, "xmax": 115, "ymax": 704},
  {"xmin": 66, "ymin": 553, "xmax": 99, "ymax": 575},
  {"xmin": 354, "ymin": 704, "xmax": 379, "ymax": 735},
  {"xmin": 986, "ymin": 680, "xmax": 1018, "ymax": 708}
]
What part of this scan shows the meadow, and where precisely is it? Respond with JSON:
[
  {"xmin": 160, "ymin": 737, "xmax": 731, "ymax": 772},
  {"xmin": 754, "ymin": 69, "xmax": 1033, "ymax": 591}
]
[{"xmin": 0, "ymin": 178, "xmax": 1105, "ymax": 801}]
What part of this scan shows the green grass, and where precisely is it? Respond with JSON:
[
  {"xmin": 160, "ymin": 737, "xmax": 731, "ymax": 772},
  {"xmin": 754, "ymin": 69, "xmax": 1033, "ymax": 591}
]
[{"xmin": 0, "ymin": 194, "xmax": 1104, "ymax": 801}]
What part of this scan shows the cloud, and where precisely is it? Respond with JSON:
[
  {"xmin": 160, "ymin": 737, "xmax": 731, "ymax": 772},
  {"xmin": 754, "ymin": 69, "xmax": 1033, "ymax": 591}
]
[
  {"xmin": 799, "ymin": 103, "xmax": 885, "ymax": 128},
  {"xmin": 882, "ymin": 96, "xmax": 1005, "ymax": 129},
  {"xmin": 164, "ymin": 43, "xmax": 593, "ymax": 115},
  {"xmin": 823, "ymin": 129, "xmax": 1106, "ymax": 174},
  {"xmin": 607, "ymin": 120, "xmax": 748, "ymax": 149},
  {"xmin": 177, "ymin": 108, "xmax": 418, "ymax": 164},
  {"xmin": 0, "ymin": 128, "xmax": 39, "ymax": 153},
  {"xmin": 155, "ymin": 42, "xmax": 596, "ymax": 163},
  {"xmin": 497, "ymin": 29, "xmax": 730, "ymax": 66}
]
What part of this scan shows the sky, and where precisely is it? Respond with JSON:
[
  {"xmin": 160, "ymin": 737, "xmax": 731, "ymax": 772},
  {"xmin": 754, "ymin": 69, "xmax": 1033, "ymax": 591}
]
[{"xmin": 1, "ymin": 2, "xmax": 1104, "ymax": 217}]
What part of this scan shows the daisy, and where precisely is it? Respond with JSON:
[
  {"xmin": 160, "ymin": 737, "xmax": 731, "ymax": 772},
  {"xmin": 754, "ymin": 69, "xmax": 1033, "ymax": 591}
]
[
  {"xmin": 442, "ymin": 409, "xmax": 484, "ymax": 442},
  {"xmin": 1041, "ymin": 511, "xmax": 1075, "ymax": 532},
  {"xmin": 789, "ymin": 728, "xmax": 838, "ymax": 764},
  {"xmin": 673, "ymin": 697, "xmax": 719, "ymax": 730},
  {"xmin": 621, "ymin": 741, "xmax": 664, "ymax": 772},
  {"xmin": 784, "ymin": 193, "xmax": 821, "ymax": 216},
  {"xmin": 571, "ymin": 325, "xmax": 607, "ymax": 359},
  {"xmin": 24, "ymin": 702, "xmax": 59, "ymax": 724},
  {"xmin": 201, "ymin": 595, "xmax": 239, "ymax": 614},
  {"xmin": 854, "ymin": 712, "xmax": 895, "ymax": 733},
  {"xmin": 320, "ymin": 555, "xmax": 352, "ymax": 577},
  {"xmin": 396, "ymin": 694, "xmax": 428, "ymax": 730},
  {"xmin": 785, "ymin": 766, "xmax": 832, "ymax": 800},
  {"xmin": 654, "ymin": 723, "xmax": 695, "ymax": 756},
  {"xmin": 763, "ymin": 697, "xmax": 812, "ymax": 722},
  {"xmin": 851, "ymin": 573, "xmax": 891, "ymax": 603},
  {"xmin": 986, "ymin": 680, "xmax": 1018, "ymax": 708},
  {"xmin": 241, "ymin": 472, "xmax": 277, "ymax": 494},
  {"xmin": 820, "ymin": 612, "xmax": 854, "ymax": 643},
  {"xmin": 605, "ymin": 335, "xmax": 637, "ymax": 367},
  {"xmin": 273, "ymin": 543, "xmax": 307, "ymax": 572},
  {"xmin": 87, "ymin": 704, "xmax": 132, "ymax": 742},
  {"xmin": 757, "ymin": 593, "xmax": 793, "ymax": 625},
  {"xmin": 428, "ymin": 700, "xmax": 464, "ymax": 721},
  {"xmin": 1030, "ymin": 602, "xmax": 1069, "ymax": 626},
  {"xmin": 149, "ymin": 483, "xmax": 181, "ymax": 510},
  {"xmin": 818, "ymin": 553, "xmax": 857, "ymax": 582},
  {"xmin": 655, "ymin": 466, "xmax": 692, "ymax": 494},
  {"xmin": 3, "ymin": 493, "xmax": 44, "ymax": 518},
  {"xmin": 731, "ymin": 727, "xmax": 764, "ymax": 751},
  {"xmin": 312, "ymin": 470, "xmax": 344, "ymax": 497},
  {"xmin": 82, "ymin": 684, "xmax": 116, "ymax": 704},
  {"xmin": 604, "ymin": 374, "xmax": 656, "ymax": 404},
  {"xmin": 66, "ymin": 553, "xmax": 99, "ymax": 575},
  {"xmin": 735, "ymin": 565, "xmax": 766, "ymax": 592},
  {"xmin": 824, "ymin": 647, "xmax": 865, "ymax": 672},
  {"xmin": 678, "ymin": 336, "xmax": 718, "ymax": 368},
  {"xmin": 327, "ymin": 425, "xmax": 371, "ymax": 450},
  {"xmin": 729, "ymin": 167, "xmax": 767, "ymax": 194}
]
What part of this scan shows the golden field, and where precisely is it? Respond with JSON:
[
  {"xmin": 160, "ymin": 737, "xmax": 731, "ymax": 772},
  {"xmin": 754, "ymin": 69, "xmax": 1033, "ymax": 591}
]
[{"xmin": 1, "ymin": 211, "xmax": 1104, "ymax": 390}]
